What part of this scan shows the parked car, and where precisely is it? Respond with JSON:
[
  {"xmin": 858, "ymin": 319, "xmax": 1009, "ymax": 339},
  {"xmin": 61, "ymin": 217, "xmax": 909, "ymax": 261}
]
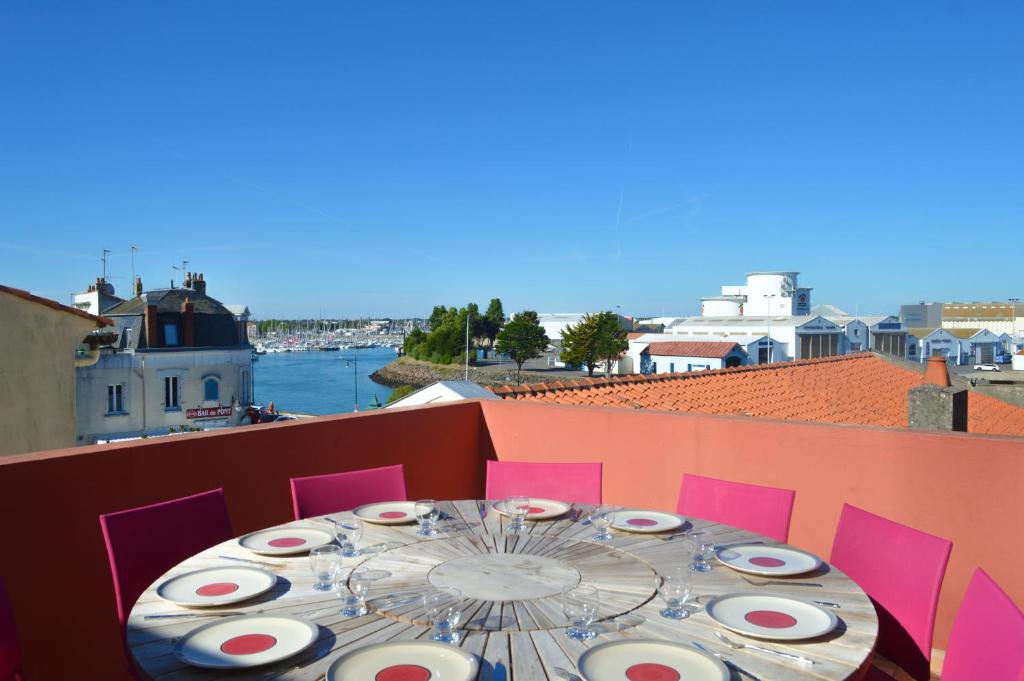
[{"xmin": 974, "ymin": 364, "xmax": 1001, "ymax": 372}]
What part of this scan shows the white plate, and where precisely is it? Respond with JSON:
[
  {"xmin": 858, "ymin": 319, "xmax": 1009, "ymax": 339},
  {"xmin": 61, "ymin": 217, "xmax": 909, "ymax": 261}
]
[
  {"xmin": 327, "ymin": 640, "xmax": 479, "ymax": 681},
  {"xmin": 715, "ymin": 544, "xmax": 822, "ymax": 577},
  {"xmin": 578, "ymin": 639, "xmax": 729, "ymax": 681},
  {"xmin": 492, "ymin": 498, "xmax": 571, "ymax": 520},
  {"xmin": 353, "ymin": 501, "xmax": 418, "ymax": 525},
  {"xmin": 610, "ymin": 510, "xmax": 685, "ymax": 533},
  {"xmin": 156, "ymin": 566, "xmax": 277, "ymax": 607},
  {"xmin": 238, "ymin": 527, "xmax": 334, "ymax": 555},
  {"xmin": 175, "ymin": 615, "xmax": 318, "ymax": 669},
  {"xmin": 705, "ymin": 593, "xmax": 838, "ymax": 641}
]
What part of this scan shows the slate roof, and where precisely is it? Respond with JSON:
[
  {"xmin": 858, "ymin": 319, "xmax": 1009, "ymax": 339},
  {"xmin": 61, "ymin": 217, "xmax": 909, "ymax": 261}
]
[
  {"xmin": 488, "ymin": 353, "xmax": 1024, "ymax": 437},
  {"xmin": 104, "ymin": 289, "xmax": 233, "ymax": 316}
]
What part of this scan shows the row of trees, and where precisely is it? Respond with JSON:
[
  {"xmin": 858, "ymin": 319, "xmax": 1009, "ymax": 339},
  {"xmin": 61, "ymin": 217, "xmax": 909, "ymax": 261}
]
[{"xmin": 403, "ymin": 299, "xmax": 506, "ymax": 365}]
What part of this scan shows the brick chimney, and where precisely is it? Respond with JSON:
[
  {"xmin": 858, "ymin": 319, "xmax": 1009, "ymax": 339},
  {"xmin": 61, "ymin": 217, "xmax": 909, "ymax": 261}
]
[
  {"xmin": 181, "ymin": 296, "xmax": 195, "ymax": 347},
  {"xmin": 143, "ymin": 295, "xmax": 159, "ymax": 349},
  {"xmin": 193, "ymin": 273, "xmax": 207, "ymax": 296},
  {"xmin": 909, "ymin": 356, "xmax": 967, "ymax": 432},
  {"xmin": 134, "ymin": 276, "xmax": 143, "ymax": 297}
]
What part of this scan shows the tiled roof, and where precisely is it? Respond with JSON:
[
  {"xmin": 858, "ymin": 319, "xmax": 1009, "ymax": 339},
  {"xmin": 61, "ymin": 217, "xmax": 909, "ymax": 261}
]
[
  {"xmin": 488, "ymin": 353, "xmax": 1024, "ymax": 437},
  {"xmin": 0, "ymin": 284, "xmax": 112, "ymax": 327},
  {"xmin": 643, "ymin": 341, "xmax": 739, "ymax": 358}
]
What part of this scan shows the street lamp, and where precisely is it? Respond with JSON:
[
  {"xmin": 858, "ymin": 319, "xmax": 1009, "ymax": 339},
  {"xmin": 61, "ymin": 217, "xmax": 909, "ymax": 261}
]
[
  {"xmin": 343, "ymin": 356, "xmax": 359, "ymax": 412},
  {"xmin": 764, "ymin": 294, "xmax": 777, "ymax": 364}
]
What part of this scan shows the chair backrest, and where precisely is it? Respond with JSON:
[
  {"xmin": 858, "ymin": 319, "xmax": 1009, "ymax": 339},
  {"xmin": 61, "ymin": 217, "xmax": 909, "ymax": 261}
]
[
  {"xmin": 830, "ymin": 503, "xmax": 952, "ymax": 681},
  {"xmin": 675, "ymin": 473, "xmax": 795, "ymax": 543},
  {"xmin": 941, "ymin": 568, "xmax": 1024, "ymax": 681},
  {"xmin": 290, "ymin": 464, "xmax": 407, "ymax": 519},
  {"xmin": 99, "ymin": 488, "xmax": 233, "ymax": 626},
  {"xmin": 485, "ymin": 461, "xmax": 603, "ymax": 504},
  {"xmin": 0, "ymin": 579, "xmax": 23, "ymax": 681}
]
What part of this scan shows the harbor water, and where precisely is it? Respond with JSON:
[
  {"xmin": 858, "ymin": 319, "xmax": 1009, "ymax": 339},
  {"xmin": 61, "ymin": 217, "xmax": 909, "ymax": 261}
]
[{"xmin": 253, "ymin": 347, "xmax": 396, "ymax": 415}]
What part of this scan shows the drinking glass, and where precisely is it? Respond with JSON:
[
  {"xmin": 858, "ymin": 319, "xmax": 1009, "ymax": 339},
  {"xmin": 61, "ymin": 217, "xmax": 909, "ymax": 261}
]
[
  {"xmin": 309, "ymin": 545, "xmax": 342, "ymax": 592},
  {"xmin": 415, "ymin": 499, "xmax": 440, "ymax": 537},
  {"xmin": 424, "ymin": 587, "xmax": 464, "ymax": 643},
  {"xmin": 339, "ymin": 569, "xmax": 371, "ymax": 617},
  {"xmin": 657, "ymin": 566, "xmax": 693, "ymax": 619},
  {"xmin": 590, "ymin": 505, "xmax": 615, "ymax": 541},
  {"xmin": 684, "ymin": 537, "xmax": 716, "ymax": 573},
  {"xmin": 505, "ymin": 495, "xmax": 530, "ymax": 534},
  {"xmin": 562, "ymin": 584, "xmax": 600, "ymax": 640},
  {"xmin": 335, "ymin": 514, "xmax": 363, "ymax": 558}
]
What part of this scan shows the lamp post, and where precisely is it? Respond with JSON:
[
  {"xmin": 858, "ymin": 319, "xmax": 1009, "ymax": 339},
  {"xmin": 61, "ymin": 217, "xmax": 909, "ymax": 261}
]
[
  {"xmin": 764, "ymin": 294, "xmax": 777, "ymax": 364},
  {"xmin": 343, "ymin": 356, "xmax": 359, "ymax": 412}
]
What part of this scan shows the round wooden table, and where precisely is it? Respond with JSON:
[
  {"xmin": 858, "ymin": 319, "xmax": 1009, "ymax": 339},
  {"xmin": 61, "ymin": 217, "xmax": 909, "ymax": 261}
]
[{"xmin": 128, "ymin": 500, "xmax": 878, "ymax": 679}]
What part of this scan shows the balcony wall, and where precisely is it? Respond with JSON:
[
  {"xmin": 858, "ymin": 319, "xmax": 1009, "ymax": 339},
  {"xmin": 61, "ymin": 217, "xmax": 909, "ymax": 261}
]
[
  {"xmin": 0, "ymin": 401, "xmax": 487, "ymax": 680},
  {"xmin": 479, "ymin": 399, "xmax": 1024, "ymax": 650}
]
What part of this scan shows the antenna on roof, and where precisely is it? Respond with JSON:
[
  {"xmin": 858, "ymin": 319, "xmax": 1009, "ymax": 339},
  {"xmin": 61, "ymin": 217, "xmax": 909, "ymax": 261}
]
[
  {"xmin": 171, "ymin": 260, "xmax": 190, "ymax": 288},
  {"xmin": 130, "ymin": 245, "xmax": 139, "ymax": 290},
  {"xmin": 101, "ymin": 249, "xmax": 111, "ymax": 280}
]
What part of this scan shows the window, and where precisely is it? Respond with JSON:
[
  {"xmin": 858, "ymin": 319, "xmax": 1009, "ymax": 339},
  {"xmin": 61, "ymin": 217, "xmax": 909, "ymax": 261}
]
[
  {"xmin": 204, "ymin": 377, "xmax": 219, "ymax": 402},
  {"xmin": 669, "ymin": 363, "xmax": 675, "ymax": 373},
  {"xmin": 652, "ymin": 362, "xmax": 658, "ymax": 373},
  {"xmin": 107, "ymin": 384, "xmax": 124, "ymax": 414},
  {"xmin": 164, "ymin": 376, "xmax": 180, "ymax": 410},
  {"xmin": 164, "ymin": 323, "xmax": 179, "ymax": 346}
]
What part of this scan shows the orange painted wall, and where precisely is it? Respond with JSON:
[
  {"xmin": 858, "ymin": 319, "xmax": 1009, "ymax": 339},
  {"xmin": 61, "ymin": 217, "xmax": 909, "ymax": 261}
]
[
  {"xmin": 480, "ymin": 399, "xmax": 1024, "ymax": 648},
  {"xmin": 0, "ymin": 401, "xmax": 486, "ymax": 680}
]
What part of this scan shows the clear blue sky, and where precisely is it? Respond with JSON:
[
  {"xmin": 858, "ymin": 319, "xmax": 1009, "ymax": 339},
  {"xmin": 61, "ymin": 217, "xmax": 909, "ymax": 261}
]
[{"xmin": 2, "ymin": 2, "xmax": 1022, "ymax": 318}]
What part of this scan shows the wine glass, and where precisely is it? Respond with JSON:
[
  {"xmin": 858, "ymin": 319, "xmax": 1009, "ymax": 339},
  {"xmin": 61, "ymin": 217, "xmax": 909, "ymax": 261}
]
[
  {"xmin": 505, "ymin": 495, "xmax": 530, "ymax": 534},
  {"xmin": 414, "ymin": 500, "xmax": 440, "ymax": 537},
  {"xmin": 335, "ymin": 514, "xmax": 363, "ymax": 558},
  {"xmin": 657, "ymin": 566, "xmax": 693, "ymax": 619},
  {"xmin": 339, "ymin": 569, "xmax": 371, "ymax": 616},
  {"xmin": 562, "ymin": 584, "xmax": 600, "ymax": 640},
  {"xmin": 684, "ymin": 537, "xmax": 717, "ymax": 573},
  {"xmin": 424, "ymin": 587, "xmax": 464, "ymax": 643},
  {"xmin": 590, "ymin": 505, "xmax": 615, "ymax": 541},
  {"xmin": 308, "ymin": 545, "xmax": 342, "ymax": 592}
]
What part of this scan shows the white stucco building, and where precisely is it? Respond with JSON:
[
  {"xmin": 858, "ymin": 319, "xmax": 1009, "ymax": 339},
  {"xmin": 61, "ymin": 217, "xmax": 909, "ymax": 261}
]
[
  {"xmin": 908, "ymin": 328, "xmax": 959, "ymax": 363},
  {"xmin": 637, "ymin": 341, "xmax": 748, "ymax": 374},
  {"xmin": 665, "ymin": 315, "xmax": 843, "ymax": 362}
]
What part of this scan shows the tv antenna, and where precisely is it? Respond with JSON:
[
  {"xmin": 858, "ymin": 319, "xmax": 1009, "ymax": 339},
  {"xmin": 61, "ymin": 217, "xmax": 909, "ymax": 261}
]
[
  {"xmin": 171, "ymin": 260, "xmax": 190, "ymax": 287},
  {"xmin": 101, "ymin": 249, "xmax": 111, "ymax": 280}
]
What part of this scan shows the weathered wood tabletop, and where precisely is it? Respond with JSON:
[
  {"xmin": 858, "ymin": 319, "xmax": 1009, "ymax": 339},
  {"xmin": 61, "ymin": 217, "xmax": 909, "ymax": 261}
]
[{"xmin": 128, "ymin": 500, "xmax": 878, "ymax": 680}]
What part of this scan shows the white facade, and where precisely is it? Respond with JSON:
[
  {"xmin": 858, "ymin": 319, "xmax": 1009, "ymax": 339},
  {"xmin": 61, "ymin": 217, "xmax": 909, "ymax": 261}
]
[
  {"xmin": 711, "ymin": 272, "xmax": 812, "ymax": 317},
  {"xmin": 535, "ymin": 313, "xmax": 633, "ymax": 344},
  {"xmin": 1013, "ymin": 351, "xmax": 1024, "ymax": 371},
  {"xmin": 955, "ymin": 329, "xmax": 1003, "ymax": 365},
  {"xmin": 910, "ymin": 328, "xmax": 960, "ymax": 363},
  {"xmin": 664, "ymin": 315, "xmax": 842, "ymax": 362},
  {"xmin": 639, "ymin": 344, "xmax": 748, "ymax": 375},
  {"xmin": 627, "ymin": 333, "xmax": 778, "ymax": 368}
]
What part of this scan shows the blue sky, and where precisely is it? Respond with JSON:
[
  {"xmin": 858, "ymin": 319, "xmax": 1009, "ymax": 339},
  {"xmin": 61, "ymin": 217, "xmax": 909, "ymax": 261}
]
[{"xmin": 2, "ymin": 2, "xmax": 1022, "ymax": 318}]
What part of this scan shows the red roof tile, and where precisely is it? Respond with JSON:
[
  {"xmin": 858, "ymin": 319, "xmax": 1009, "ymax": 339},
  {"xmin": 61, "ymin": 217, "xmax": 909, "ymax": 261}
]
[
  {"xmin": 643, "ymin": 341, "xmax": 739, "ymax": 358},
  {"xmin": 486, "ymin": 353, "xmax": 1024, "ymax": 437},
  {"xmin": 0, "ymin": 284, "xmax": 112, "ymax": 327}
]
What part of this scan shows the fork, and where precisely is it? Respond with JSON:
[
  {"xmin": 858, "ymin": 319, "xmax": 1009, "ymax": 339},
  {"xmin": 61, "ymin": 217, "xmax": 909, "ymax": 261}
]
[
  {"xmin": 656, "ymin": 529, "xmax": 708, "ymax": 541},
  {"xmin": 740, "ymin": 576, "xmax": 823, "ymax": 588},
  {"xmin": 144, "ymin": 610, "xmax": 247, "ymax": 620},
  {"xmin": 218, "ymin": 555, "xmax": 286, "ymax": 569},
  {"xmin": 691, "ymin": 641, "xmax": 762, "ymax": 681},
  {"xmin": 714, "ymin": 631, "xmax": 814, "ymax": 665}
]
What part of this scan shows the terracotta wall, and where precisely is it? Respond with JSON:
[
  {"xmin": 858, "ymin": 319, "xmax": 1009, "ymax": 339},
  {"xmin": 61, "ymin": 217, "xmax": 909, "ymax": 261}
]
[
  {"xmin": 479, "ymin": 399, "xmax": 1024, "ymax": 648},
  {"xmin": 0, "ymin": 401, "xmax": 486, "ymax": 680}
]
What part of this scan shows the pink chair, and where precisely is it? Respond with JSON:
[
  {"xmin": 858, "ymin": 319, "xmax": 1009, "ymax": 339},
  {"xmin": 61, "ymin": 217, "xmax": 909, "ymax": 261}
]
[
  {"xmin": 675, "ymin": 474, "xmax": 795, "ymax": 543},
  {"xmin": 830, "ymin": 504, "xmax": 952, "ymax": 681},
  {"xmin": 939, "ymin": 568, "xmax": 1024, "ymax": 681},
  {"xmin": 0, "ymin": 579, "xmax": 24, "ymax": 681},
  {"xmin": 485, "ymin": 461, "xmax": 603, "ymax": 504},
  {"xmin": 290, "ymin": 464, "xmax": 407, "ymax": 519},
  {"xmin": 99, "ymin": 489, "xmax": 234, "ymax": 627}
]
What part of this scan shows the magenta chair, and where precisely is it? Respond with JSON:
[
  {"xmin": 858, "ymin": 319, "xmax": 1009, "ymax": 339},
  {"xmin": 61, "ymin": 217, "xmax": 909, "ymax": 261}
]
[
  {"xmin": 939, "ymin": 568, "xmax": 1024, "ymax": 681},
  {"xmin": 485, "ymin": 461, "xmax": 603, "ymax": 504},
  {"xmin": 830, "ymin": 504, "xmax": 952, "ymax": 681},
  {"xmin": 675, "ymin": 474, "xmax": 795, "ymax": 543},
  {"xmin": 290, "ymin": 464, "xmax": 407, "ymax": 519},
  {"xmin": 0, "ymin": 579, "xmax": 24, "ymax": 681},
  {"xmin": 99, "ymin": 489, "xmax": 234, "ymax": 628}
]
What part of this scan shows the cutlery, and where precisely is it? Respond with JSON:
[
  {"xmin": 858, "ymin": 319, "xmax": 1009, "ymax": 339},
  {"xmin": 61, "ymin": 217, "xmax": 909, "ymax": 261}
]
[
  {"xmin": 691, "ymin": 641, "xmax": 762, "ymax": 681},
  {"xmin": 715, "ymin": 540, "xmax": 765, "ymax": 550},
  {"xmin": 554, "ymin": 666, "xmax": 583, "ymax": 681},
  {"xmin": 813, "ymin": 600, "xmax": 841, "ymax": 609},
  {"xmin": 740, "ymin": 576, "xmax": 823, "ymax": 588},
  {"xmin": 656, "ymin": 530, "xmax": 708, "ymax": 541},
  {"xmin": 218, "ymin": 555, "xmax": 286, "ymax": 569},
  {"xmin": 714, "ymin": 631, "xmax": 814, "ymax": 665},
  {"xmin": 145, "ymin": 611, "xmax": 246, "ymax": 620}
]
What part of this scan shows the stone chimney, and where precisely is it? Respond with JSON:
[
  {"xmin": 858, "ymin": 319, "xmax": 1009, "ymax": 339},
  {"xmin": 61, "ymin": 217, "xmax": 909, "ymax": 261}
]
[
  {"xmin": 181, "ymin": 297, "xmax": 195, "ymax": 347},
  {"xmin": 193, "ymin": 272, "xmax": 207, "ymax": 296},
  {"xmin": 143, "ymin": 295, "xmax": 159, "ymax": 349},
  {"xmin": 183, "ymin": 271, "xmax": 193, "ymax": 290},
  {"xmin": 908, "ymin": 356, "xmax": 967, "ymax": 432},
  {"xmin": 134, "ymin": 276, "xmax": 143, "ymax": 297}
]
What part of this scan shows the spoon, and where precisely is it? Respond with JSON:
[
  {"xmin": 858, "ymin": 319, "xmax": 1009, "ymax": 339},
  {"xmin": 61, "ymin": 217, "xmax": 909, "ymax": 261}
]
[{"xmin": 714, "ymin": 631, "xmax": 814, "ymax": 665}]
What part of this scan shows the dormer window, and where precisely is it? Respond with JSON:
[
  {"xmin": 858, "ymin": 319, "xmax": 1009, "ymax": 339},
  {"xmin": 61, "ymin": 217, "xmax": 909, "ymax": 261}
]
[{"xmin": 164, "ymin": 323, "xmax": 179, "ymax": 346}]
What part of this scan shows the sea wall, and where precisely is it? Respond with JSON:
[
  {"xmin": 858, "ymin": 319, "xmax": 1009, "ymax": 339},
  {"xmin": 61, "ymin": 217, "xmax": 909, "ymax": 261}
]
[{"xmin": 371, "ymin": 356, "xmax": 558, "ymax": 388}]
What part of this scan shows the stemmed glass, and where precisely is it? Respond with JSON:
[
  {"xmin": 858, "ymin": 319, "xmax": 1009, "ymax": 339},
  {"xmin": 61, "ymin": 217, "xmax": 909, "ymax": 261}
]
[
  {"xmin": 309, "ymin": 545, "xmax": 342, "ymax": 592},
  {"xmin": 335, "ymin": 514, "xmax": 363, "ymax": 558},
  {"xmin": 424, "ymin": 587, "xmax": 464, "ymax": 643},
  {"xmin": 657, "ymin": 566, "xmax": 693, "ymax": 619},
  {"xmin": 505, "ymin": 495, "xmax": 530, "ymax": 534},
  {"xmin": 590, "ymin": 505, "xmax": 615, "ymax": 541},
  {"xmin": 684, "ymin": 537, "xmax": 717, "ymax": 573},
  {"xmin": 562, "ymin": 584, "xmax": 600, "ymax": 640},
  {"xmin": 415, "ymin": 500, "xmax": 440, "ymax": 537},
  {"xmin": 338, "ymin": 569, "xmax": 371, "ymax": 617}
]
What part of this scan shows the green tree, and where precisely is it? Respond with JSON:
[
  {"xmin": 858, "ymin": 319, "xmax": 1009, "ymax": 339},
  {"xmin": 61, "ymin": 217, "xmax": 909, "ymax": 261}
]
[
  {"xmin": 594, "ymin": 311, "xmax": 628, "ymax": 376},
  {"xmin": 495, "ymin": 310, "xmax": 549, "ymax": 384},
  {"xmin": 560, "ymin": 311, "xmax": 626, "ymax": 377}
]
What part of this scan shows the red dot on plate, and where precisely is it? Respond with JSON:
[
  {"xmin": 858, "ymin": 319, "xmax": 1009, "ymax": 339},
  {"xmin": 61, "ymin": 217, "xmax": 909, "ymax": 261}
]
[
  {"xmin": 625, "ymin": 663, "xmax": 681, "ymax": 681},
  {"xmin": 627, "ymin": 518, "xmax": 659, "ymax": 527},
  {"xmin": 195, "ymin": 582, "xmax": 239, "ymax": 597},
  {"xmin": 748, "ymin": 556, "xmax": 787, "ymax": 567},
  {"xmin": 379, "ymin": 511, "xmax": 407, "ymax": 519},
  {"xmin": 267, "ymin": 537, "xmax": 307, "ymax": 548},
  {"xmin": 375, "ymin": 664, "xmax": 433, "ymax": 681},
  {"xmin": 220, "ymin": 633, "xmax": 277, "ymax": 655},
  {"xmin": 744, "ymin": 609, "xmax": 799, "ymax": 628},
  {"xmin": 527, "ymin": 506, "xmax": 546, "ymax": 514}
]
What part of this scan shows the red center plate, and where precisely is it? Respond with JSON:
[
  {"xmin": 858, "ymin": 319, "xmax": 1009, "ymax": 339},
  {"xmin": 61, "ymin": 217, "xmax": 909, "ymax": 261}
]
[
  {"xmin": 625, "ymin": 663, "xmax": 681, "ymax": 681},
  {"xmin": 376, "ymin": 665, "xmax": 433, "ymax": 681},
  {"xmin": 268, "ymin": 537, "xmax": 306, "ymax": 548},
  {"xmin": 744, "ymin": 610, "xmax": 799, "ymax": 628},
  {"xmin": 195, "ymin": 582, "xmax": 239, "ymax": 596},
  {"xmin": 220, "ymin": 633, "xmax": 278, "ymax": 655},
  {"xmin": 748, "ymin": 556, "xmax": 786, "ymax": 567}
]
